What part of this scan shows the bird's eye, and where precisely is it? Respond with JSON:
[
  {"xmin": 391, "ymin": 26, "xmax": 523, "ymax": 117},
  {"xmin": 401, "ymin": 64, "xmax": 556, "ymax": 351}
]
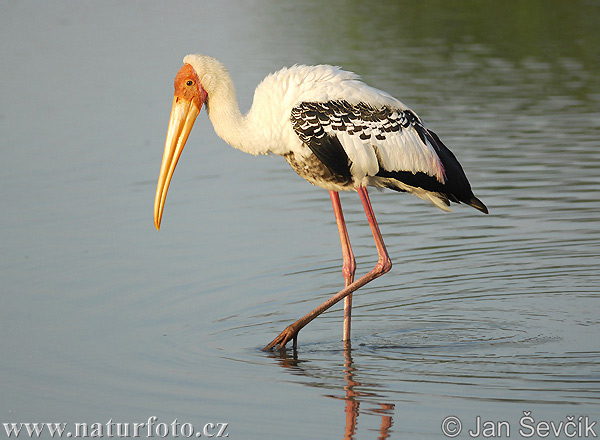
[{"xmin": 186, "ymin": 80, "xmax": 194, "ymax": 86}]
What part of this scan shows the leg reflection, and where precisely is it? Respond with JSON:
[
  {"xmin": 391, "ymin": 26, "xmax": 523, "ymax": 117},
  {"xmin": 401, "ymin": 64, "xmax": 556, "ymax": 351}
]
[
  {"xmin": 343, "ymin": 341, "xmax": 359, "ymax": 439},
  {"xmin": 264, "ymin": 341, "xmax": 395, "ymax": 439},
  {"xmin": 342, "ymin": 341, "xmax": 394, "ymax": 439}
]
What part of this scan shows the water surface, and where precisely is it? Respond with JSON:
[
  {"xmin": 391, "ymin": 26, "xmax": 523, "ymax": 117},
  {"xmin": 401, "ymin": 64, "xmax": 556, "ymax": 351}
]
[{"xmin": 1, "ymin": 1, "xmax": 599, "ymax": 438}]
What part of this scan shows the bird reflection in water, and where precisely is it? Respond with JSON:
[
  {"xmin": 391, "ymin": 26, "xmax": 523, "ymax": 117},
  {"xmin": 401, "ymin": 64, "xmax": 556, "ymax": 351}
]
[{"xmin": 266, "ymin": 342, "xmax": 394, "ymax": 439}]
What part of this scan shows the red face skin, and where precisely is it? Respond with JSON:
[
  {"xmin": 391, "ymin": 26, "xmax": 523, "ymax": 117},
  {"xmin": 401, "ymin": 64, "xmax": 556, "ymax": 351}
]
[{"xmin": 173, "ymin": 64, "xmax": 207, "ymax": 110}]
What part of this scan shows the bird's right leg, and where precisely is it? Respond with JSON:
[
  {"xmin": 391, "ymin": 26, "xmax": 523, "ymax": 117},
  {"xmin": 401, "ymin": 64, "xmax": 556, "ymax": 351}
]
[
  {"xmin": 263, "ymin": 186, "xmax": 391, "ymax": 351},
  {"xmin": 329, "ymin": 190, "xmax": 356, "ymax": 342}
]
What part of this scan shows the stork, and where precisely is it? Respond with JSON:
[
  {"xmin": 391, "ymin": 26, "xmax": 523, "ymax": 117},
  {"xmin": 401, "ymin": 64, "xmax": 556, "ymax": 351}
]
[{"xmin": 154, "ymin": 54, "xmax": 488, "ymax": 351}]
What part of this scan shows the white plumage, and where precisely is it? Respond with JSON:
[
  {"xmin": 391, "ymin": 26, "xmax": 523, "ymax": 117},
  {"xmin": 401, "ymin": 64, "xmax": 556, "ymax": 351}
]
[{"xmin": 182, "ymin": 55, "xmax": 460, "ymax": 207}]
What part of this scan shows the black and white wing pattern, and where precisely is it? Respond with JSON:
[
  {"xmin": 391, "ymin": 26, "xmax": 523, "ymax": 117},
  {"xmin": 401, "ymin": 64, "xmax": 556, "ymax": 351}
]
[{"xmin": 290, "ymin": 100, "xmax": 487, "ymax": 213}]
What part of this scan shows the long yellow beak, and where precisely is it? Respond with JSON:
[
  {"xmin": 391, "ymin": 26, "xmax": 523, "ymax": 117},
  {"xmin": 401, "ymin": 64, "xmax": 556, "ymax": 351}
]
[{"xmin": 154, "ymin": 96, "xmax": 200, "ymax": 230}]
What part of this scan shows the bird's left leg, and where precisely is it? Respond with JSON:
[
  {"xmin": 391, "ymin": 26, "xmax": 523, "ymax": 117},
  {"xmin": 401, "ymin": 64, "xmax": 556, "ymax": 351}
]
[
  {"xmin": 263, "ymin": 186, "xmax": 391, "ymax": 351},
  {"xmin": 329, "ymin": 191, "xmax": 356, "ymax": 341}
]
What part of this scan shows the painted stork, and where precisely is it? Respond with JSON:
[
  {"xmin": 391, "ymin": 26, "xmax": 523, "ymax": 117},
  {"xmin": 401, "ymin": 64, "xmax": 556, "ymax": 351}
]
[{"xmin": 154, "ymin": 54, "xmax": 488, "ymax": 351}]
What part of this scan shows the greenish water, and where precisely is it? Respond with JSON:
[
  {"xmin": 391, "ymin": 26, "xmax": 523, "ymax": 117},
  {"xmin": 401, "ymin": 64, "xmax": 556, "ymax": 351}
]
[{"xmin": 1, "ymin": 1, "xmax": 599, "ymax": 438}]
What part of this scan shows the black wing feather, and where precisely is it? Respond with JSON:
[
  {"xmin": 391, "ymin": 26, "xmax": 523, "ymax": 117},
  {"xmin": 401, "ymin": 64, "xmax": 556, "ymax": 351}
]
[
  {"xmin": 290, "ymin": 101, "xmax": 488, "ymax": 213},
  {"xmin": 291, "ymin": 103, "xmax": 352, "ymax": 178}
]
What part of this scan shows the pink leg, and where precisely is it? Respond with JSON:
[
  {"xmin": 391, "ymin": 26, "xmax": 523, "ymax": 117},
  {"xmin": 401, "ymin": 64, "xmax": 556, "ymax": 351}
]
[
  {"xmin": 329, "ymin": 191, "xmax": 356, "ymax": 341},
  {"xmin": 264, "ymin": 186, "xmax": 392, "ymax": 351}
]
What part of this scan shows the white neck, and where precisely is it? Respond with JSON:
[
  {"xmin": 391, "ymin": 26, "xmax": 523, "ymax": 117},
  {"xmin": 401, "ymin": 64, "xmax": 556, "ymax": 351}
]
[
  {"xmin": 205, "ymin": 78, "xmax": 248, "ymax": 150},
  {"xmin": 184, "ymin": 54, "xmax": 269, "ymax": 156}
]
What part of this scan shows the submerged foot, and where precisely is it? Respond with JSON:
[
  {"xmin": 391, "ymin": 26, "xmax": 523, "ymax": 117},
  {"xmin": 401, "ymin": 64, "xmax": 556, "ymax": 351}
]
[{"xmin": 262, "ymin": 324, "xmax": 299, "ymax": 351}]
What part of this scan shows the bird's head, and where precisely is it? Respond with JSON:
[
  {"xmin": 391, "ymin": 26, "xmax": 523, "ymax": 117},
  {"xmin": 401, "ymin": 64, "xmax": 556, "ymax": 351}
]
[{"xmin": 154, "ymin": 57, "xmax": 209, "ymax": 230}]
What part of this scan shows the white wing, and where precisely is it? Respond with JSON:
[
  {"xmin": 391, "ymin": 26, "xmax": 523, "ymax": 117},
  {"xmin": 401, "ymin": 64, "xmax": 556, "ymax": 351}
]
[{"xmin": 291, "ymin": 101, "xmax": 446, "ymax": 183}]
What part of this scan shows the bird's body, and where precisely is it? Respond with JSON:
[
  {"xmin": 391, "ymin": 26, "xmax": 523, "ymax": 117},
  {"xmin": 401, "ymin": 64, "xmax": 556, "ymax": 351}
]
[{"xmin": 154, "ymin": 54, "xmax": 488, "ymax": 350}]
